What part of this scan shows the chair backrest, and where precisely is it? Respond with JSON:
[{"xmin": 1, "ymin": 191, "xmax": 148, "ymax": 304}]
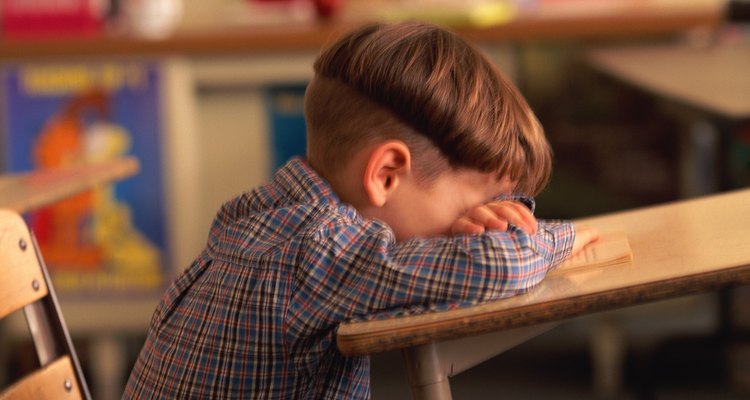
[{"xmin": 0, "ymin": 209, "xmax": 91, "ymax": 400}]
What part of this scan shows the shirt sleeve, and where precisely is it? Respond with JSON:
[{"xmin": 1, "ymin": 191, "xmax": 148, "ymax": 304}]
[
  {"xmin": 291, "ymin": 215, "xmax": 575, "ymax": 324},
  {"xmin": 385, "ymin": 219, "xmax": 574, "ymax": 305}
]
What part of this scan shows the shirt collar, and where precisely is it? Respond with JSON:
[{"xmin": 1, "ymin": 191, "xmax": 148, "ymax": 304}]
[{"xmin": 273, "ymin": 157, "xmax": 342, "ymax": 207}]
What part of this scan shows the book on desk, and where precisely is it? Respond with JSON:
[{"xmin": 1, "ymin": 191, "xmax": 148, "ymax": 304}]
[{"xmin": 550, "ymin": 232, "xmax": 633, "ymax": 276}]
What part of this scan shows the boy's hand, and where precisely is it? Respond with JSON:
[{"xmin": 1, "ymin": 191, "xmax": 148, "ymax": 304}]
[
  {"xmin": 570, "ymin": 225, "xmax": 600, "ymax": 256},
  {"xmin": 451, "ymin": 200, "xmax": 538, "ymax": 235}
]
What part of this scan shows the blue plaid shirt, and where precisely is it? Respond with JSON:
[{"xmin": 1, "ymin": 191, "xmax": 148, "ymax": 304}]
[{"xmin": 124, "ymin": 158, "xmax": 574, "ymax": 399}]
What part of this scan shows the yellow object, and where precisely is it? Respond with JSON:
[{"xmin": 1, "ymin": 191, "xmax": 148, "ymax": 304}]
[{"xmin": 379, "ymin": 1, "xmax": 517, "ymax": 28}]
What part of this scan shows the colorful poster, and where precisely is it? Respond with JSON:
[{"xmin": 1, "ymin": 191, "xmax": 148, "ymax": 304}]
[{"xmin": 1, "ymin": 61, "xmax": 168, "ymax": 297}]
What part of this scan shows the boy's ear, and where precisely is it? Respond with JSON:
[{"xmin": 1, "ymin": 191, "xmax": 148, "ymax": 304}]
[{"xmin": 363, "ymin": 140, "xmax": 411, "ymax": 207}]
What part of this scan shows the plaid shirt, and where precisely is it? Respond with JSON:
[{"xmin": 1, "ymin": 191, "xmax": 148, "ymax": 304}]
[{"xmin": 124, "ymin": 158, "xmax": 574, "ymax": 399}]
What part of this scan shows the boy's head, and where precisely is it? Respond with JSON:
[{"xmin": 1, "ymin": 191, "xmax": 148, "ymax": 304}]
[{"xmin": 304, "ymin": 22, "xmax": 552, "ymax": 240}]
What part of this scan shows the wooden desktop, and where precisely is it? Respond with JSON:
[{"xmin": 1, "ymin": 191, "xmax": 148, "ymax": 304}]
[{"xmin": 0, "ymin": 157, "xmax": 139, "ymax": 213}]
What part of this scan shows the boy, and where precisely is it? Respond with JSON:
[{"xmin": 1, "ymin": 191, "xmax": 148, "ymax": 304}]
[{"xmin": 124, "ymin": 22, "xmax": 597, "ymax": 399}]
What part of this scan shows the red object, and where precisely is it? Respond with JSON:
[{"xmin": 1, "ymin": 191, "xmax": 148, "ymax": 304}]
[
  {"xmin": 1, "ymin": 0, "xmax": 103, "ymax": 39},
  {"xmin": 312, "ymin": 0, "xmax": 341, "ymax": 18}
]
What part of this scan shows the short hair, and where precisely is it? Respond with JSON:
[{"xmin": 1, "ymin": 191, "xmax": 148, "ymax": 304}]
[{"xmin": 305, "ymin": 22, "xmax": 551, "ymax": 195}]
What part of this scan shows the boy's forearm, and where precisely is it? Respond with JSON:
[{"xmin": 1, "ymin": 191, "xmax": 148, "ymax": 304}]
[{"xmin": 386, "ymin": 219, "xmax": 575, "ymax": 302}]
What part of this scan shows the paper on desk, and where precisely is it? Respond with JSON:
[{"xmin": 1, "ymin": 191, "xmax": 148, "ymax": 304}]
[{"xmin": 549, "ymin": 232, "xmax": 633, "ymax": 276}]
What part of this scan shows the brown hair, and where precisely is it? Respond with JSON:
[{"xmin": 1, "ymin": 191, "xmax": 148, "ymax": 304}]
[{"xmin": 305, "ymin": 22, "xmax": 551, "ymax": 195}]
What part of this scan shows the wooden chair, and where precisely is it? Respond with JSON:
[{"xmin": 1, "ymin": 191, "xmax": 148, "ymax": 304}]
[{"xmin": 0, "ymin": 209, "xmax": 91, "ymax": 399}]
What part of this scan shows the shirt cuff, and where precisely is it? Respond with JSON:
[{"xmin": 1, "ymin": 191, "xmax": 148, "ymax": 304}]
[
  {"xmin": 493, "ymin": 193, "xmax": 536, "ymax": 214},
  {"xmin": 540, "ymin": 220, "xmax": 576, "ymax": 268}
]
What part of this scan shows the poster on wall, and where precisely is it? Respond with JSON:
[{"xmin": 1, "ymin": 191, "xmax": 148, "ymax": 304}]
[{"xmin": 1, "ymin": 61, "xmax": 168, "ymax": 298}]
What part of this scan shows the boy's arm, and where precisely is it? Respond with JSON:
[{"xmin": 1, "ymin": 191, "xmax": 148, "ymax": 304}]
[
  {"xmin": 301, "ymin": 218, "xmax": 575, "ymax": 311},
  {"xmin": 289, "ymin": 215, "xmax": 575, "ymax": 330},
  {"xmin": 291, "ymin": 194, "xmax": 582, "ymax": 328},
  {"xmin": 388, "ymin": 220, "xmax": 575, "ymax": 303},
  {"xmin": 377, "ymin": 194, "xmax": 591, "ymax": 305}
]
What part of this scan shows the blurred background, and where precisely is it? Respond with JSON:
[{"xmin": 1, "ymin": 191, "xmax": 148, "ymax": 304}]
[{"xmin": 0, "ymin": 0, "xmax": 749, "ymax": 399}]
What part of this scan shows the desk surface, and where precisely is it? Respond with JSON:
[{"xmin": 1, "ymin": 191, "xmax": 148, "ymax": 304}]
[
  {"xmin": 337, "ymin": 189, "xmax": 750, "ymax": 356},
  {"xmin": 588, "ymin": 41, "xmax": 750, "ymax": 119},
  {"xmin": 0, "ymin": 157, "xmax": 140, "ymax": 213},
  {"xmin": 0, "ymin": 0, "xmax": 723, "ymax": 60}
]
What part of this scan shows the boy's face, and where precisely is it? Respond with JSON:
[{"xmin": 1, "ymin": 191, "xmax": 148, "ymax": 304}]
[{"xmin": 377, "ymin": 168, "xmax": 515, "ymax": 241}]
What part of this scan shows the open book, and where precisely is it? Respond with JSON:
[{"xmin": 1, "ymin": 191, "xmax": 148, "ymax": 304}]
[{"xmin": 548, "ymin": 232, "xmax": 633, "ymax": 276}]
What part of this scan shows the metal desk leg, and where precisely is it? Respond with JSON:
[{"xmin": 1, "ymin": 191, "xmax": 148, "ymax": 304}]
[
  {"xmin": 591, "ymin": 315, "xmax": 625, "ymax": 396},
  {"xmin": 403, "ymin": 343, "xmax": 453, "ymax": 400},
  {"xmin": 401, "ymin": 322, "xmax": 558, "ymax": 400}
]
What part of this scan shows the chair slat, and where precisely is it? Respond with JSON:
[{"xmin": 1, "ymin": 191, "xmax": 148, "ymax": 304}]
[
  {"xmin": 0, "ymin": 355, "xmax": 82, "ymax": 400},
  {"xmin": 0, "ymin": 209, "xmax": 48, "ymax": 319}
]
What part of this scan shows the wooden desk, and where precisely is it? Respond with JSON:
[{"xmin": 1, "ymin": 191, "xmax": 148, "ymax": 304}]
[
  {"xmin": 588, "ymin": 42, "xmax": 750, "ymax": 120},
  {"xmin": 337, "ymin": 189, "xmax": 750, "ymax": 399},
  {"xmin": 0, "ymin": 157, "xmax": 140, "ymax": 213},
  {"xmin": 588, "ymin": 40, "xmax": 750, "ymax": 197}
]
